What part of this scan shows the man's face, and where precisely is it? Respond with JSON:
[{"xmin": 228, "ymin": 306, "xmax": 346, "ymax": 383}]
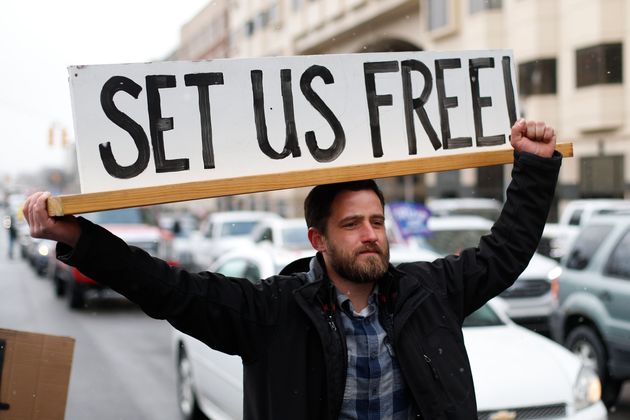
[{"xmin": 316, "ymin": 189, "xmax": 390, "ymax": 284}]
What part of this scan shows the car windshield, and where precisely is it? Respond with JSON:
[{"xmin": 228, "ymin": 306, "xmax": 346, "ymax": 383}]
[
  {"xmin": 83, "ymin": 208, "xmax": 155, "ymax": 225},
  {"xmin": 438, "ymin": 208, "xmax": 500, "ymax": 221},
  {"xmin": 281, "ymin": 226, "xmax": 310, "ymax": 249},
  {"xmin": 463, "ymin": 303, "xmax": 504, "ymax": 327},
  {"xmin": 413, "ymin": 228, "xmax": 490, "ymax": 255},
  {"xmin": 220, "ymin": 221, "xmax": 260, "ymax": 237}
]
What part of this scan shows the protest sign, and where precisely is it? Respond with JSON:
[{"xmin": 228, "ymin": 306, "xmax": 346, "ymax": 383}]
[{"xmin": 48, "ymin": 50, "xmax": 572, "ymax": 215}]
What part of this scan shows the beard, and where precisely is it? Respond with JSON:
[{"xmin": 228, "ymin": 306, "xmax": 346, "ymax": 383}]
[{"xmin": 326, "ymin": 239, "xmax": 390, "ymax": 284}]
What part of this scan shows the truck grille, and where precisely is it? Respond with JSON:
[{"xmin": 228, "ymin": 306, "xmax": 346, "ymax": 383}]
[
  {"xmin": 478, "ymin": 403, "xmax": 566, "ymax": 419},
  {"xmin": 500, "ymin": 279, "xmax": 550, "ymax": 299}
]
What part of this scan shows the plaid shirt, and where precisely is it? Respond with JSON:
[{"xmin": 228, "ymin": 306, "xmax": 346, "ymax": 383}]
[{"xmin": 336, "ymin": 290, "xmax": 412, "ymax": 419}]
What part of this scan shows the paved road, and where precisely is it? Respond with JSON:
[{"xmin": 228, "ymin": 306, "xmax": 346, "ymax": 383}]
[
  {"xmin": 0, "ymin": 234, "xmax": 180, "ymax": 420},
  {"xmin": 1, "ymin": 229, "xmax": 630, "ymax": 419}
]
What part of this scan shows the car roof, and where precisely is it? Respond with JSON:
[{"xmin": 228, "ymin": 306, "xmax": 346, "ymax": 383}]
[
  {"xmin": 427, "ymin": 215, "xmax": 494, "ymax": 230},
  {"xmin": 426, "ymin": 197, "xmax": 502, "ymax": 210},
  {"xmin": 584, "ymin": 210, "xmax": 630, "ymax": 225},
  {"xmin": 255, "ymin": 217, "xmax": 306, "ymax": 228}
]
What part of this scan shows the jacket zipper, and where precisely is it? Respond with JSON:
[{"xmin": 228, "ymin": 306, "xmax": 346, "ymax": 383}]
[{"xmin": 423, "ymin": 354, "xmax": 439, "ymax": 380}]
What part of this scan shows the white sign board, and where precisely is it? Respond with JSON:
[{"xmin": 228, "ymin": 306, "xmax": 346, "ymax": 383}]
[{"xmin": 69, "ymin": 50, "xmax": 519, "ymax": 194}]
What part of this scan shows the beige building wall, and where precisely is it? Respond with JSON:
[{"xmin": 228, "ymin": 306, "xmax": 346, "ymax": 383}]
[{"xmin": 176, "ymin": 0, "xmax": 630, "ymax": 214}]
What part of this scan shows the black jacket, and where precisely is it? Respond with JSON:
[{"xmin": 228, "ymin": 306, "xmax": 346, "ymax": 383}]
[{"xmin": 58, "ymin": 151, "xmax": 561, "ymax": 420}]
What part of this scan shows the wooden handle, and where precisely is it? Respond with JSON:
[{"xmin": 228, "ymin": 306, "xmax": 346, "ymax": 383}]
[{"xmin": 47, "ymin": 143, "xmax": 573, "ymax": 216}]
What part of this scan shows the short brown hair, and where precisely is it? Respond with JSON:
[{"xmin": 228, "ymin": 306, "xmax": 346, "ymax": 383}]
[{"xmin": 304, "ymin": 180, "xmax": 385, "ymax": 234}]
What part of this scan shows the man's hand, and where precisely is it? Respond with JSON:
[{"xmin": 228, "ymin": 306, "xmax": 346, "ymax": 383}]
[
  {"xmin": 22, "ymin": 192, "xmax": 81, "ymax": 247},
  {"xmin": 510, "ymin": 119, "xmax": 557, "ymax": 158}
]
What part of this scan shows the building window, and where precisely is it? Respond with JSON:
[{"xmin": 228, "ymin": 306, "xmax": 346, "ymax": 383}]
[
  {"xmin": 579, "ymin": 155, "xmax": 625, "ymax": 198},
  {"xmin": 576, "ymin": 43, "xmax": 623, "ymax": 87},
  {"xmin": 292, "ymin": 0, "xmax": 303, "ymax": 11},
  {"xmin": 476, "ymin": 165, "xmax": 504, "ymax": 201},
  {"xmin": 245, "ymin": 19, "xmax": 255, "ymax": 37},
  {"xmin": 258, "ymin": 10, "xmax": 269, "ymax": 29},
  {"xmin": 518, "ymin": 58, "xmax": 557, "ymax": 96},
  {"xmin": 470, "ymin": 0, "xmax": 502, "ymax": 14},
  {"xmin": 427, "ymin": 0, "xmax": 449, "ymax": 31}
]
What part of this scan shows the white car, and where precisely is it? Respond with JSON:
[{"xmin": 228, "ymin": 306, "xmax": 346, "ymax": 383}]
[
  {"xmin": 181, "ymin": 211, "xmax": 281, "ymax": 271},
  {"xmin": 172, "ymin": 274, "xmax": 607, "ymax": 420},
  {"xmin": 558, "ymin": 199, "xmax": 630, "ymax": 227},
  {"xmin": 403, "ymin": 216, "xmax": 562, "ymax": 333},
  {"xmin": 426, "ymin": 197, "xmax": 502, "ymax": 221}
]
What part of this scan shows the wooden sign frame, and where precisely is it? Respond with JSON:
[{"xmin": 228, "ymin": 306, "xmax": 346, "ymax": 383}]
[{"xmin": 47, "ymin": 143, "xmax": 572, "ymax": 216}]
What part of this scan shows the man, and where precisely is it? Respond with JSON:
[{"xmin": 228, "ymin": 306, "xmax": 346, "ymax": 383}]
[
  {"xmin": 24, "ymin": 119, "xmax": 560, "ymax": 419},
  {"xmin": 6, "ymin": 214, "xmax": 17, "ymax": 259}
]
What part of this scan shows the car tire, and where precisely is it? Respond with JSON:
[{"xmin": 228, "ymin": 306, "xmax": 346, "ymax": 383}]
[
  {"xmin": 566, "ymin": 325, "xmax": 622, "ymax": 407},
  {"xmin": 177, "ymin": 345, "xmax": 207, "ymax": 420},
  {"xmin": 68, "ymin": 281, "xmax": 86, "ymax": 309},
  {"xmin": 54, "ymin": 276, "xmax": 66, "ymax": 297}
]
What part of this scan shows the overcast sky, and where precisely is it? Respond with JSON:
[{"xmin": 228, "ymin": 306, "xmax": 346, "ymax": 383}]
[{"xmin": 0, "ymin": 0, "xmax": 210, "ymax": 184}]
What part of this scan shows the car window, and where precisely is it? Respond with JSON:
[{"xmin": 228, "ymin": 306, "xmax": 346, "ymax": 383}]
[
  {"xmin": 447, "ymin": 208, "xmax": 500, "ymax": 222},
  {"xmin": 215, "ymin": 258, "xmax": 261, "ymax": 283},
  {"xmin": 216, "ymin": 259, "xmax": 248, "ymax": 277},
  {"xmin": 255, "ymin": 227, "xmax": 273, "ymax": 243},
  {"xmin": 281, "ymin": 226, "xmax": 310, "ymax": 249},
  {"xmin": 415, "ymin": 228, "xmax": 490, "ymax": 255},
  {"xmin": 220, "ymin": 221, "xmax": 260, "ymax": 237},
  {"xmin": 568, "ymin": 209, "xmax": 583, "ymax": 226},
  {"xmin": 463, "ymin": 304, "xmax": 503, "ymax": 327},
  {"xmin": 565, "ymin": 224, "xmax": 614, "ymax": 270},
  {"xmin": 604, "ymin": 229, "xmax": 630, "ymax": 279},
  {"xmin": 243, "ymin": 263, "xmax": 261, "ymax": 283}
]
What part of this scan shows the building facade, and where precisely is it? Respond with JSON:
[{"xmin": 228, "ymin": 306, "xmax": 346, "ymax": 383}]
[{"xmin": 174, "ymin": 0, "xmax": 630, "ymax": 218}]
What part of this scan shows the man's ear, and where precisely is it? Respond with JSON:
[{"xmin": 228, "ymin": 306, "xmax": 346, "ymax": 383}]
[{"xmin": 308, "ymin": 227, "xmax": 327, "ymax": 252}]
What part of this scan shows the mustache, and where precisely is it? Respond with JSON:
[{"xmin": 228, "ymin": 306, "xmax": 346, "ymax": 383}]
[{"xmin": 355, "ymin": 243, "xmax": 383, "ymax": 255}]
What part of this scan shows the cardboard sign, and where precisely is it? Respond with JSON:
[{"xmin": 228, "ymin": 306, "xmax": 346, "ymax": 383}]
[
  {"xmin": 0, "ymin": 329, "xmax": 75, "ymax": 420},
  {"xmin": 69, "ymin": 50, "xmax": 519, "ymax": 194}
]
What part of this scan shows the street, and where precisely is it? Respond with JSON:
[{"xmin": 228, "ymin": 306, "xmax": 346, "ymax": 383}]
[
  {"xmin": 2, "ymin": 231, "xmax": 630, "ymax": 420},
  {"xmin": 0, "ymin": 234, "xmax": 180, "ymax": 420}
]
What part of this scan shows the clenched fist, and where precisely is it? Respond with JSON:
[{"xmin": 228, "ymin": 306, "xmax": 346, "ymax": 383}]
[{"xmin": 510, "ymin": 119, "xmax": 557, "ymax": 158}]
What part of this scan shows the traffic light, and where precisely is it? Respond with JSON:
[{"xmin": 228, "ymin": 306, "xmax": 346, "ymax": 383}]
[{"xmin": 48, "ymin": 127, "xmax": 54, "ymax": 146}]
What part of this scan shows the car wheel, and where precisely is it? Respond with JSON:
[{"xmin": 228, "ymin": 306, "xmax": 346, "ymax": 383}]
[
  {"xmin": 54, "ymin": 277, "xmax": 66, "ymax": 297},
  {"xmin": 68, "ymin": 282, "xmax": 86, "ymax": 309},
  {"xmin": 177, "ymin": 346, "xmax": 207, "ymax": 420},
  {"xmin": 566, "ymin": 325, "xmax": 622, "ymax": 407}
]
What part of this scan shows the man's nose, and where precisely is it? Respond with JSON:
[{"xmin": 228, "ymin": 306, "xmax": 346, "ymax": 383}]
[{"xmin": 360, "ymin": 222, "xmax": 378, "ymax": 242}]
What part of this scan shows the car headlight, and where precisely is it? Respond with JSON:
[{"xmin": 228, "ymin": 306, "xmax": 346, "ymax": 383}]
[
  {"xmin": 38, "ymin": 244, "xmax": 49, "ymax": 257},
  {"xmin": 573, "ymin": 365, "xmax": 601, "ymax": 410},
  {"xmin": 547, "ymin": 266, "xmax": 563, "ymax": 281}
]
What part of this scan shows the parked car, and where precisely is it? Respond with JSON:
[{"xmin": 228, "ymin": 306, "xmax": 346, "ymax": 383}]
[
  {"xmin": 173, "ymin": 274, "xmax": 606, "ymax": 420},
  {"xmin": 425, "ymin": 197, "xmax": 502, "ymax": 221},
  {"xmin": 181, "ymin": 211, "xmax": 281, "ymax": 271},
  {"xmin": 538, "ymin": 199, "xmax": 630, "ymax": 263},
  {"xmin": 538, "ymin": 223, "xmax": 580, "ymax": 262},
  {"xmin": 26, "ymin": 237, "xmax": 55, "ymax": 276},
  {"xmin": 50, "ymin": 207, "xmax": 175, "ymax": 308},
  {"xmin": 558, "ymin": 199, "xmax": 630, "ymax": 227},
  {"xmin": 407, "ymin": 216, "xmax": 562, "ymax": 333},
  {"xmin": 550, "ymin": 210, "xmax": 630, "ymax": 407}
]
